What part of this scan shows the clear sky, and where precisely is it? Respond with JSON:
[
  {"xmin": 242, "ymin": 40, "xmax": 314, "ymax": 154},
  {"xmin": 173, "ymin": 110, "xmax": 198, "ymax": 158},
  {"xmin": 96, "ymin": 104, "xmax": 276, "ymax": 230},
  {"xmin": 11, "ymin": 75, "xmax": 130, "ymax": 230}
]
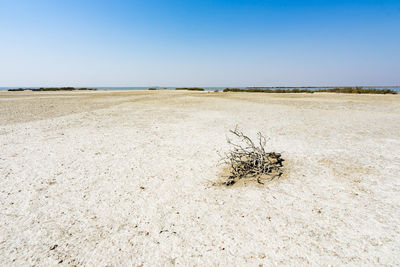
[{"xmin": 0, "ymin": 0, "xmax": 399, "ymax": 87}]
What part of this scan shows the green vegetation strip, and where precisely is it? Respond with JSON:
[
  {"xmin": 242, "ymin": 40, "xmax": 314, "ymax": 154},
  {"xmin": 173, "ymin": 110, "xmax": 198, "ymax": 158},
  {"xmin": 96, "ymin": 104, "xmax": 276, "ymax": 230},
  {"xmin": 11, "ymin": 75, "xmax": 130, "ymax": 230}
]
[
  {"xmin": 175, "ymin": 87, "xmax": 205, "ymax": 91},
  {"xmin": 223, "ymin": 87, "xmax": 397, "ymax": 94}
]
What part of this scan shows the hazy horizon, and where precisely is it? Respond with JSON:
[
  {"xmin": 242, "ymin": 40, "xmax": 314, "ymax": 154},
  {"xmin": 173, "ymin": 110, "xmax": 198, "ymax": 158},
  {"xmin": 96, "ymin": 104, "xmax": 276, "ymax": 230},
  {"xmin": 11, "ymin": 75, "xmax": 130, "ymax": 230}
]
[
  {"xmin": 1, "ymin": 85, "xmax": 400, "ymax": 89},
  {"xmin": 1, "ymin": 0, "xmax": 399, "ymax": 86}
]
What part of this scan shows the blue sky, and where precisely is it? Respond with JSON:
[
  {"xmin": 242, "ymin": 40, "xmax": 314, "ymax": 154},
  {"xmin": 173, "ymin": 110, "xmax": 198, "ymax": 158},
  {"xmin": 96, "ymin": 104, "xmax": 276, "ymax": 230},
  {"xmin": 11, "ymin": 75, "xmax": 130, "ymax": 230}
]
[{"xmin": 0, "ymin": 0, "xmax": 399, "ymax": 87}]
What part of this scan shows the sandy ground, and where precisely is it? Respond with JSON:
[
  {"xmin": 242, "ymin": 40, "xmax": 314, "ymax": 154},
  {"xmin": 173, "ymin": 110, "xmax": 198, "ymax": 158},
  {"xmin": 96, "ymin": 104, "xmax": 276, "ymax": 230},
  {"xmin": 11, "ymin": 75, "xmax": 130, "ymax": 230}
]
[{"xmin": 0, "ymin": 90, "xmax": 399, "ymax": 266}]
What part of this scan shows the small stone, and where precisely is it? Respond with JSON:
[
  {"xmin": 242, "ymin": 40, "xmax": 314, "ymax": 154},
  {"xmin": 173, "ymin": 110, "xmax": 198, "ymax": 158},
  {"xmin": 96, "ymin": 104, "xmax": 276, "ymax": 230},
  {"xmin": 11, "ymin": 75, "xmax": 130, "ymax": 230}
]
[{"xmin": 226, "ymin": 180, "xmax": 235, "ymax": 186}]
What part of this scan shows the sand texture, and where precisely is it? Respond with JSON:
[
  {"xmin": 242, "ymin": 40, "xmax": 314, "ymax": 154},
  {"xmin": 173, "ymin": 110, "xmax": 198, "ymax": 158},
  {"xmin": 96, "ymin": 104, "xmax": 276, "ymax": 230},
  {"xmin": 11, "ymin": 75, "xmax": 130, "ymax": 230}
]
[{"xmin": 1, "ymin": 90, "xmax": 400, "ymax": 265}]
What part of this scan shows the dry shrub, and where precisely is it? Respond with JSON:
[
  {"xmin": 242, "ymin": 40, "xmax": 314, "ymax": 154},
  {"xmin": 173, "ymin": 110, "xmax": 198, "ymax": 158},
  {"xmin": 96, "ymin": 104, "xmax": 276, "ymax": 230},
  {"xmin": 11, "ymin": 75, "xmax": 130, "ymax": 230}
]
[{"xmin": 220, "ymin": 126, "xmax": 284, "ymax": 186}]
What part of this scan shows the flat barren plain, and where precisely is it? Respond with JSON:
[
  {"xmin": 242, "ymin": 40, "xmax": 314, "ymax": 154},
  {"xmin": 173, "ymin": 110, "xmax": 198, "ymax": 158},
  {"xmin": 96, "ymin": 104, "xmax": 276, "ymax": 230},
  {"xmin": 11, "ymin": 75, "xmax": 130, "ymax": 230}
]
[{"xmin": 1, "ymin": 90, "xmax": 399, "ymax": 265}]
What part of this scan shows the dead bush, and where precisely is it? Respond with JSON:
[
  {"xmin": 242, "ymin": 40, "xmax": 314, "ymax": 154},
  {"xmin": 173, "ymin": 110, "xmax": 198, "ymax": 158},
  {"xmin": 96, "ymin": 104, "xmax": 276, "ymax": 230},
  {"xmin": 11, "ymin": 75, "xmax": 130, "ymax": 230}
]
[{"xmin": 220, "ymin": 126, "xmax": 284, "ymax": 186}]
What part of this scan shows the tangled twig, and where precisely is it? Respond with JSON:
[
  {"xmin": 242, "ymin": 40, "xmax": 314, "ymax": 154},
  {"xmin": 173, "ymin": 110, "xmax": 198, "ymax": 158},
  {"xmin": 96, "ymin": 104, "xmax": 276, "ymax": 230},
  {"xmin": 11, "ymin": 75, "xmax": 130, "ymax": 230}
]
[{"xmin": 221, "ymin": 126, "xmax": 284, "ymax": 186}]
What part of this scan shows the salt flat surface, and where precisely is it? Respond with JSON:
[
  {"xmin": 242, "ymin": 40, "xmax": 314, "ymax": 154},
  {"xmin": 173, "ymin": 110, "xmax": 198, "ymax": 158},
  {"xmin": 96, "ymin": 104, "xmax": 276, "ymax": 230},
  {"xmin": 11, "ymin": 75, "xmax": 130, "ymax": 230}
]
[{"xmin": 1, "ymin": 90, "xmax": 399, "ymax": 265}]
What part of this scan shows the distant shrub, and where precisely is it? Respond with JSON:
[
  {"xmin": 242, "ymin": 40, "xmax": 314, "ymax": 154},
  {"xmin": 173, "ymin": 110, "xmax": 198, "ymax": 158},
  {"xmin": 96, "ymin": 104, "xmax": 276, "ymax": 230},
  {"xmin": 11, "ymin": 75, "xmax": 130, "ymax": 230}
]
[
  {"xmin": 148, "ymin": 88, "xmax": 157, "ymax": 90},
  {"xmin": 222, "ymin": 88, "xmax": 313, "ymax": 93},
  {"xmin": 8, "ymin": 88, "xmax": 25, "ymax": 91},
  {"xmin": 315, "ymin": 87, "xmax": 397, "ymax": 94},
  {"xmin": 176, "ymin": 87, "xmax": 205, "ymax": 91},
  {"xmin": 32, "ymin": 87, "xmax": 75, "ymax": 91}
]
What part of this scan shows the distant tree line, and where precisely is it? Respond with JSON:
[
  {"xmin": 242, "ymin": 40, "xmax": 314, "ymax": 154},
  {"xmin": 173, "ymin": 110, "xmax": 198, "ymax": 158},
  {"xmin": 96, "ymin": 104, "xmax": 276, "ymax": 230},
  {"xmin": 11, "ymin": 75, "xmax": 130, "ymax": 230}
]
[
  {"xmin": 223, "ymin": 88, "xmax": 313, "ymax": 93},
  {"xmin": 223, "ymin": 87, "xmax": 397, "ymax": 94},
  {"xmin": 175, "ymin": 87, "xmax": 205, "ymax": 91},
  {"xmin": 315, "ymin": 87, "xmax": 397, "ymax": 94}
]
